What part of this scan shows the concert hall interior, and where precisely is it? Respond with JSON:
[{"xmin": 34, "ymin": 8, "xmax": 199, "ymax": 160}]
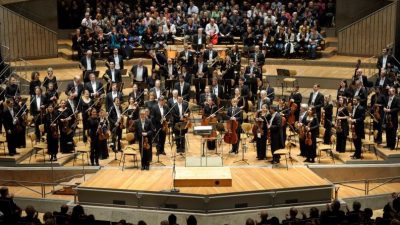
[{"xmin": 1, "ymin": 0, "xmax": 400, "ymax": 225}]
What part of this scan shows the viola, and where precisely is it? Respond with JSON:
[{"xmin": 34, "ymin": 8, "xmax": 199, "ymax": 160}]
[
  {"xmin": 98, "ymin": 121, "xmax": 110, "ymax": 141},
  {"xmin": 252, "ymin": 112, "xmax": 264, "ymax": 138}
]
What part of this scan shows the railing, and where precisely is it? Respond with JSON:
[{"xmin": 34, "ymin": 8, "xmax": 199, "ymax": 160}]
[
  {"xmin": 0, "ymin": 4, "xmax": 57, "ymax": 59},
  {"xmin": 338, "ymin": 1, "xmax": 398, "ymax": 56},
  {"xmin": 333, "ymin": 175, "xmax": 400, "ymax": 199}
]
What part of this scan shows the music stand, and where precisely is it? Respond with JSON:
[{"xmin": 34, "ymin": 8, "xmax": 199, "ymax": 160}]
[
  {"xmin": 174, "ymin": 122, "xmax": 187, "ymax": 158},
  {"xmin": 276, "ymin": 69, "xmax": 290, "ymax": 98}
]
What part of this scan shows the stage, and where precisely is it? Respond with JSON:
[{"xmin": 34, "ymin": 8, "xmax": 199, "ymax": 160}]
[{"xmin": 76, "ymin": 167, "xmax": 333, "ymax": 213}]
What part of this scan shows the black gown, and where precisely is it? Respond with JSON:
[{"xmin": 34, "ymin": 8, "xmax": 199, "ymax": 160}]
[
  {"xmin": 58, "ymin": 108, "xmax": 74, "ymax": 153},
  {"xmin": 255, "ymin": 112, "xmax": 270, "ymax": 160},
  {"xmin": 44, "ymin": 112, "xmax": 59, "ymax": 158},
  {"xmin": 335, "ymin": 107, "xmax": 349, "ymax": 153},
  {"xmin": 323, "ymin": 103, "xmax": 333, "ymax": 144},
  {"xmin": 80, "ymin": 98, "xmax": 93, "ymax": 143}
]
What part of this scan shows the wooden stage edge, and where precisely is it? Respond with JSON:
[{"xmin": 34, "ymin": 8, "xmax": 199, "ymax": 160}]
[{"xmin": 76, "ymin": 167, "xmax": 333, "ymax": 213}]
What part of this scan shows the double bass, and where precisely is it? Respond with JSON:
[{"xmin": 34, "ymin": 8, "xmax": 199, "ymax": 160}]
[
  {"xmin": 224, "ymin": 108, "xmax": 241, "ymax": 145},
  {"xmin": 287, "ymin": 102, "xmax": 298, "ymax": 125}
]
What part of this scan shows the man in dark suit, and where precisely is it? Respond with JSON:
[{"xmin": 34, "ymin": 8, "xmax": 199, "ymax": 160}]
[
  {"xmin": 104, "ymin": 61, "xmax": 122, "ymax": 92},
  {"xmin": 178, "ymin": 44, "xmax": 194, "ymax": 68},
  {"xmin": 265, "ymin": 81, "xmax": 275, "ymax": 103},
  {"xmin": 352, "ymin": 69, "xmax": 370, "ymax": 88},
  {"xmin": 149, "ymin": 80, "xmax": 166, "ymax": 100},
  {"xmin": 149, "ymin": 50, "xmax": 167, "ymax": 71},
  {"xmin": 135, "ymin": 109, "xmax": 154, "ymax": 170},
  {"xmin": 237, "ymin": 77, "xmax": 250, "ymax": 99},
  {"xmin": 171, "ymin": 96, "xmax": 190, "ymax": 153},
  {"xmin": 245, "ymin": 60, "xmax": 262, "ymax": 96},
  {"xmin": 80, "ymin": 50, "xmax": 96, "ymax": 82},
  {"xmin": 203, "ymin": 44, "xmax": 218, "ymax": 65},
  {"xmin": 225, "ymin": 98, "xmax": 243, "ymax": 154},
  {"xmin": 150, "ymin": 97, "xmax": 170, "ymax": 155},
  {"xmin": 108, "ymin": 48, "xmax": 124, "ymax": 70},
  {"xmin": 168, "ymin": 89, "xmax": 179, "ymax": 108},
  {"xmin": 375, "ymin": 70, "xmax": 393, "ymax": 92},
  {"xmin": 164, "ymin": 58, "xmax": 178, "ymax": 80},
  {"xmin": 250, "ymin": 45, "xmax": 265, "ymax": 67},
  {"xmin": 199, "ymin": 86, "xmax": 217, "ymax": 107},
  {"xmin": 269, "ymin": 105, "xmax": 285, "ymax": 163},
  {"xmin": 130, "ymin": 59, "xmax": 148, "ymax": 83},
  {"xmin": 84, "ymin": 73, "xmax": 103, "ymax": 99},
  {"xmin": 128, "ymin": 84, "xmax": 143, "ymax": 104},
  {"xmin": 30, "ymin": 86, "xmax": 47, "ymax": 142},
  {"xmin": 211, "ymin": 77, "xmax": 224, "ymax": 100},
  {"xmin": 350, "ymin": 97, "xmax": 365, "ymax": 159},
  {"xmin": 108, "ymin": 98, "xmax": 123, "ymax": 152},
  {"xmin": 105, "ymin": 83, "xmax": 123, "ymax": 111},
  {"xmin": 353, "ymin": 80, "xmax": 368, "ymax": 107},
  {"xmin": 65, "ymin": 75, "xmax": 84, "ymax": 102},
  {"xmin": 308, "ymin": 84, "xmax": 324, "ymax": 123},
  {"xmin": 193, "ymin": 57, "xmax": 209, "ymax": 102},
  {"xmin": 376, "ymin": 48, "xmax": 395, "ymax": 74},
  {"xmin": 192, "ymin": 28, "xmax": 206, "ymax": 52},
  {"xmin": 384, "ymin": 87, "xmax": 399, "ymax": 150},
  {"xmin": 180, "ymin": 66, "xmax": 193, "ymax": 84},
  {"xmin": 174, "ymin": 75, "xmax": 191, "ymax": 101},
  {"xmin": 256, "ymin": 90, "xmax": 271, "ymax": 111},
  {"xmin": 3, "ymin": 99, "xmax": 18, "ymax": 156}
]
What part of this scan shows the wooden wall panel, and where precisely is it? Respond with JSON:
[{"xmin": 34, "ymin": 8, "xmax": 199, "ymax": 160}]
[
  {"xmin": 338, "ymin": 2, "xmax": 397, "ymax": 56},
  {"xmin": 0, "ymin": 5, "xmax": 57, "ymax": 60}
]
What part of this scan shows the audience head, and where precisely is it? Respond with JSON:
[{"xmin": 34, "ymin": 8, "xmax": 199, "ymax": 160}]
[
  {"xmin": 186, "ymin": 215, "xmax": 197, "ymax": 225},
  {"xmin": 168, "ymin": 214, "xmax": 177, "ymax": 225},
  {"xmin": 245, "ymin": 218, "xmax": 255, "ymax": 225}
]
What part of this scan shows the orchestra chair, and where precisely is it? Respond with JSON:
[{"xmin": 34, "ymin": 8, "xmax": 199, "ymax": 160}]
[
  {"xmin": 272, "ymin": 147, "xmax": 292, "ymax": 170},
  {"xmin": 316, "ymin": 127, "xmax": 325, "ymax": 144},
  {"xmin": 283, "ymin": 70, "xmax": 297, "ymax": 91},
  {"xmin": 240, "ymin": 123, "xmax": 253, "ymax": 152},
  {"xmin": 396, "ymin": 130, "xmax": 400, "ymax": 150},
  {"xmin": 362, "ymin": 139, "xmax": 377, "ymax": 160},
  {"xmin": 73, "ymin": 137, "xmax": 90, "ymax": 166},
  {"xmin": 0, "ymin": 134, "xmax": 6, "ymax": 156},
  {"xmin": 318, "ymin": 135, "xmax": 336, "ymax": 164},
  {"xmin": 28, "ymin": 133, "xmax": 47, "ymax": 163},
  {"xmin": 120, "ymin": 133, "xmax": 139, "ymax": 170}
]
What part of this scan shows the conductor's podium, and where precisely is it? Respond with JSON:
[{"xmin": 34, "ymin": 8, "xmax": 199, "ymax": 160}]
[{"xmin": 174, "ymin": 167, "xmax": 232, "ymax": 187}]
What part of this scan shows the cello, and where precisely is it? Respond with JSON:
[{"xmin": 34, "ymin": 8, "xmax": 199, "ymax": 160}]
[
  {"xmin": 201, "ymin": 106, "xmax": 224, "ymax": 139},
  {"xmin": 224, "ymin": 107, "xmax": 241, "ymax": 145},
  {"xmin": 287, "ymin": 102, "xmax": 298, "ymax": 125}
]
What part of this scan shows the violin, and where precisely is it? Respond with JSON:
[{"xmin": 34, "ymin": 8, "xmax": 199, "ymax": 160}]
[
  {"xmin": 49, "ymin": 113, "xmax": 59, "ymax": 139},
  {"xmin": 287, "ymin": 102, "xmax": 298, "ymax": 125},
  {"xmin": 162, "ymin": 118, "xmax": 169, "ymax": 133},
  {"xmin": 305, "ymin": 121, "xmax": 313, "ymax": 146},
  {"xmin": 98, "ymin": 120, "xmax": 110, "ymax": 141},
  {"xmin": 252, "ymin": 112, "xmax": 264, "ymax": 138},
  {"xmin": 143, "ymin": 136, "xmax": 151, "ymax": 151},
  {"xmin": 349, "ymin": 115, "xmax": 357, "ymax": 139},
  {"xmin": 201, "ymin": 108, "xmax": 218, "ymax": 139}
]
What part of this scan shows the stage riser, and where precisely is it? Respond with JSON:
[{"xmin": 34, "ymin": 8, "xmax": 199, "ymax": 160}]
[{"xmin": 76, "ymin": 186, "xmax": 332, "ymax": 213}]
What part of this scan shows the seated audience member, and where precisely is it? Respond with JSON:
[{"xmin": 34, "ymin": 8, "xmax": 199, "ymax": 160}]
[
  {"xmin": 187, "ymin": 215, "xmax": 197, "ymax": 225},
  {"xmin": 0, "ymin": 186, "xmax": 21, "ymax": 224},
  {"xmin": 18, "ymin": 205, "xmax": 41, "ymax": 225}
]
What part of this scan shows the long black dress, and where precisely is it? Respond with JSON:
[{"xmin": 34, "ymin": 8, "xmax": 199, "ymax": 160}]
[
  {"xmin": 303, "ymin": 116, "xmax": 319, "ymax": 161},
  {"xmin": 45, "ymin": 112, "xmax": 59, "ymax": 160},
  {"xmin": 87, "ymin": 117, "xmax": 100, "ymax": 165},
  {"xmin": 323, "ymin": 103, "xmax": 333, "ymax": 144},
  {"xmin": 98, "ymin": 118, "xmax": 109, "ymax": 159},
  {"xmin": 335, "ymin": 107, "xmax": 349, "ymax": 153},
  {"xmin": 58, "ymin": 108, "xmax": 74, "ymax": 153},
  {"xmin": 80, "ymin": 98, "xmax": 93, "ymax": 143},
  {"xmin": 255, "ymin": 111, "xmax": 270, "ymax": 160}
]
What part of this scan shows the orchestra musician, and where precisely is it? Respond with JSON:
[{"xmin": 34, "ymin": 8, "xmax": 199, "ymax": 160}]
[
  {"xmin": 245, "ymin": 59, "xmax": 261, "ymax": 98},
  {"xmin": 376, "ymin": 48, "xmax": 395, "ymax": 74},
  {"xmin": 98, "ymin": 109, "xmax": 109, "ymax": 159},
  {"xmin": 150, "ymin": 96, "xmax": 170, "ymax": 155},
  {"xmin": 255, "ymin": 104, "xmax": 270, "ymax": 160},
  {"xmin": 80, "ymin": 90, "xmax": 93, "ymax": 142},
  {"xmin": 149, "ymin": 50, "xmax": 167, "ymax": 71},
  {"xmin": 165, "ymin": 58, "xmax": 178, "ymax": 80},
  {"xmin": 58, "ymin": 100, "xmax": 74, "ymax": 153},
  {"xmin": 220, "ymin": 56, "xmax": 235, "ymax": 98},
  {"xmin": 84, "ymin": 73, "xmax": 103, "ymax": 99},
  {"xmin": 193, "ymin": 56, "xmax": 209, "ymax": 103},
  {"xmin": 44, "ymin": 104, "xmax": 59, "ymax": 161},
  {"xmin": 30, "ymin": 87, "xmax": 47, "ymax": 142},
  {"xmin": 103, "ymin": 61, "xmax": 122, "ymax": 92},
  {"xmin": 297, "ymin": 104, "xmax": 309, "ymax": 157},
  {"xmin": 350, "ymin": 97, "xmax": 365, "ymax": 159},
  {"xmin": 268, "ymin": 105, "xmax": 285, "ymax": 164},
  {"xmin": 225, "ymin": 98, "xmax": 243, "ymax": 154},
  {"xmin": 203, "ymin": 44, "xmax": 218, "ymax": 65},
  {"xmin": 65, "ymin": 75, "xmax": 83, "ymax": 101},
  {"xmin": 109, "ymin": 98, "xmax": 124, "ymax": 152},
  {"xmin": 80, "ymin": 50, "xmax": 96, "ymax": 83},
  {"xmin": 337, "ymin": 80, "xmax": 353, "ymax": 101},
  {"xmin": 322, "ymin": 95, "xmax": 333, "ymax": 144},
  {"xmin": 105, "ymin": 83, "xmax": 123, "ymax": 111},
  {"xmin": 278, "ymin": 98, "xmax": 289, "ymax": 144},
  {"xmin": 168, "ymin": 90, "xmax": 179, "ymax": 108},
  {"xmin": 130, "ymin": 59, "xmax": 148, "ymax": 83},
  {"xmin": 87, "ymin": 108, "xmax": 101, "ymax": 166},
  {"xmin": 125, "ymin": 96, "xmax": 139, "ymax": 134},
  {"xmin": 233, "ymin": 87, "xmax": 249, "ymax": 113},
  {"xmin": 14, "ymin": 96, "xmax": 27, "ymax": 149},
  {"xmin": 211, "ymin": 77, "xmax": 224, "ymax": 100},
  {"xmin": 180, "ymin": 66, "xmax": 193, "ymax": 84},
  {"xmin": 149, "ymin": 80, "xmax": 166, "ymax": 100},
  {"xmin": 107, "ymin": 48, "xmax": 124, "ymax": 70},
  {"xmin": 174, "ymin": 75, "xmax": 190, "ymax": 101},
  {"xmin": 0, "ymin": 85, "xmax": 5, "ymax": 134},
  {"xmin": 199, "ymin": 86, "xmax": 217, "ymax": 108},
  {"xmin": 45, "ymin": 82, "xmax": 59, "ymax": 106},
  {"xmin": 145, "ymin": 92, "xmax": 157, "ymax": 110},
  {"xmin": 178, "ymin": 44, "xmax": 194, "ymax": 68},
  {"xmin": 3, "ymin": 99, "xmax": 19, "ymax": 156},
  {"xmin": 335, "ymin": 97, "xmax": 349, "ymax": 153},
  {"xmin": 135, "ymin": 109, "xmax": 154, "ymax": 170},
  {"xmin": 29, "ymin": 72, "xmax": 41, "ymax": 97},
  {"xmin": 352, "ymin": 68, "xmax": 369, "ymax": 88},
  {"xmin": 289, "ymin": 85, "xmax": 302, "ymax": 121},
  {"xmin": 302, "ymin": 107, "xmax": 319, "ymax": 163},
  {"xmin": 375, "ymin": 70, "xmax": 393, "ymax": 93},
  {"xmin": 171, "ymin": 96, "xmax": 190, "ymax": 153},
  {"xmin": 250, "ymin": 45, "xmax": 265, "ymax": 67},
  {"xmin": 42, "ymin": 67, "xmax": 58, "ymax": 91},
  {"xmin": 203, "ymin": 96, "xmax": 219, "ymax": 150},
  {"xmin": 237, "ymin": 77, "xmax": 250, "ymax": 100},
  {"xmin": 308, "ymin": 84, "xmax": 324, "ymax": 124},
  {"xmin": 370, "ymin": 87, "xmax": 385, "ymax": 144},
  {"xmin": 192, "ymin": 28, "xmax": 206, "ymax": 52},
  {"xmin": 383, "ymin": 87, "xmax": 400, "ymax": 150},
  {"xmin": 353, "ymin": 80, "xmax": 368, "ymax": 107},
  {"xmin": 128, "ymin": 84, "xmax": 143, "ymax": 105},
  {"xmin": 5, "ymin": 75, "xmax": 20, "ymax": 100}
]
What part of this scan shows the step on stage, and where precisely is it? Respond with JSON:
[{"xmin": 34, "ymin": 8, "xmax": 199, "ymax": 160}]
[{"xmin": 77, "ymin": 167, "xmax": 333, "ymax": 213}]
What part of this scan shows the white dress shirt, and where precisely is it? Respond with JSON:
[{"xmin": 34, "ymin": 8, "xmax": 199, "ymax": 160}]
[
  {"xmin": 136, "ymin": 66, "xmax": 143, "ymax": 81},
  {"xmin": 36, "ymin": 96, "xmax": 41, "ymax": 111},
  {"xmin": 86, "ymin": 57, "xmax": 92, "ymax": 70},
  {"xmin": 114, "ymin": 55, "xmax": 120, "ymax": 69}
]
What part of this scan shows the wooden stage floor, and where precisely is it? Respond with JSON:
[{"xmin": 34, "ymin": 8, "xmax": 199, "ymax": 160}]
[{"xmin": 79, "ymin": 167, "xmax": 331, "ymax": 195}]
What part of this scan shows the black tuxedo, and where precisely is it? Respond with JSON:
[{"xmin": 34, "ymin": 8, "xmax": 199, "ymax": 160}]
[
  {"xmin": 203, "ymin": 50, "xmax": 218, "ymax": 63},
  {"xmin": 149, "ymin": 87, "xmax": 166, "ymax": 100},
  {"xmin": 30, "ymin": 95, "xmax": 47, "ymax": 116},
  {"xmin": 129, "ymin": 91, "xmax": 143, "ymax": 104},
  {"xmin": 269, "ymin": 112, "xmax": 284, "ymax": 153},
  {"xmin": 225, "ymin": 106, "xmax": 243, "ymax": 153},
  {"xmin": 164, "ymin": 64, "xmax": 179, "ymax": 79},
  {"xmin": 385, "ymin": 95, "xmax": 400, "ymax": 149},
  {"xmin": 150, "ymin": 103, "xmax": 170, "ymax": 154},
  {"xmin": 108, "ymin": 104, "xmax": 123, "ymax": 151},
  {"xmin": 104, "ymin": 69, "xmax": 122, "ymax": 83},
  {"xmin": 211, "ymin": 84, "xmax": 224, "ymax": 99},
  {"xmin": 167, "ymin": 97, "xmax": 178, "ymax": 108},
  {"xmin": 250, "ymin": 52, "xmax": 265, "ymax": 66},
  {"xmin": 130, "ymin": 65, "xmax": 148, "ymax": 82},
  {"xmin": 3, "ymin": 107, "xmax": 18, "ymax": 155},
  {"xmin": 377, "ymin": 54, "xmax": 395, "ymax": 70},
  {"xmin": 84, "ymin": 80, "xmax": 103, "ymax": 98},
  {"xmin": 174, "ymin": 82, "xmax": 191, "ymax": 101},
  {"xmin": 181, "ymin": 72, "xmax": 193, "ymax": 84},
  {"xmin": 65, "ymin": 82, "xmax": 83, "ymax": 99},
  {"xmin": 353, "ymin": 87, "xmax": 368, "ymax": 107},
  {"xmin": 352, "ymin": 75, "xmax": 370, "ymax": 88},
  {"xmin": 80, "ymin": 56, "xmax": 96, "ymax": 71},
  {"xmin": 134, "ymin": 119, "xmax": 153, "ymax": 168},
  {"xmin": 375, "ymin": 76, "xmax": 393, "ymax": 89},
  {"xmin": 151, "ymin": 52, "xmax": 167, "ymax": 70},
  {"xmin": 351, "ymin": 104, "xmax": 365, "ymax": 158},
  {"xmin": 108, "ymin": 54, "xmax": 124, "ymax": 70},
  {"xmin": 199, "ymin": 93, "xmax": 217, "ymax": 107},
  {"xmin": 192, "ymin": 34, "xmax": 206, "ymax": 50},
  {"xmin": 265, "ymin": 86, "xmax": 276, "ymax": 102},
  {"xmin": 172, "ymin": 102, "xmax": 190, "ymax": 152},
  {"xmin": 308, "ymin": 92, "xmax": 324, "ymax": 122},
  {"xmin": 178, "ymin": 50, "xmax": 194, "ymax": 67},
  {"xmin": 105, "ymin": 91, "xmax": 123, "ymax": 111},
  {"xmin": 237, "ymin": 85, "xmax": 250, "ymax": 98}
]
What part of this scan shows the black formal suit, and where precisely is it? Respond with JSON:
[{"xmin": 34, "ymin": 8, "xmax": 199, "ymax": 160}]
[
  {"xmin": 5, "ymin": 84, "xmax": 20, "ymax": 100},
  {"xmin": 104, "ymin": 69, "xmax": 122, "ymax": 83},
  {"xmin": 237, "ymin": 84, "xmax": 250, "ymax": 99},
  {"xmin": 265, "ymin": 86, "xmax": 275, "ymax": 102},
  {"xmin": 108, "ymin": 54, "xmax": 124, "ymax": 70},
  {"xmin": 30, "ymin": 95, "xmax": 47, "ymax": 140},
  {"xmin": 308, "ymin": 92, "xmax": 324, "ymax": 124},
  {"xmin": 174, "ymin": 81, "xmax": 191, "ymax": 101},
  {"xmin": 108, "ymin": 104, "xmax": 123, "ymax": 151},
  {"xmin": 3, "ymin": 107, "xmax": 18, "ymax": 155},
  {"xmin": 250, "ymin": 52, "xmax": 265, "ymax": 66},
  {"xmin": 178, "ymin": 50, "xmax": 194, "ymax": 67},
  {"xmin": 377, "ymin": 54, "xmax": 395, "ymax": 71},
  {"xmin": 80, "ymin": 56, "xmax": 97, "ymax": 82},
  {"xmin": 149, "ymin": 87, "xmax": 166, "ymax": 100},
  {"xmin": 65, "ymin": 81, "xmax": 84, "ymax": 99},
  {"xmin": 289, "ymin": 91, "xmax": 302, "ymax": 121},
  {"xmin": 134, "ymin": 119, "xmax": 153, "ymax": 169},
  {"xmin": 370, "ymin": 93, "xmax": 386, "ymax": 144},
  {"xmin": 351, "ymin": 104, "xmax": 365, "ymax": 158},
  {"xmin": 129, "ymin": 90, "xmax": 144, "ymax": 104},
  {"xmin": 150, "ymin": 103, "xmax": 170, "ymax": 154},
  {"xmin": 375, "ymin": 76, "xmax": 393, "ymax": 89},
  {"xmin": 352, "ymin": 75, "xmax": 370, "ymax": 87},
  {"xmin": 211, "ymin": 84, "xmax": 224, "ymax": 100},
  {"xmin": 84, "ymin": 80, "xmax": 103, "ymax": 98},
  {"xmin": 171, "ymin": 102, "xmax": 190, "ymax": 152},
  {"xmin": 245, "ymin": 66, "xmax": 261, "ymax": 97},
  {"xmin": 151, "ymin": 52, "xmax": 167, "ymax": 70},
  {"xmin": 385, "ymin": 95, "xmax": 400, "ymax": 149},
  {"xmin": 353, "ymin": 87, "xmax": 368, "ymax": 107},
  {"xmin": 337, "ymin": 87, "xmax": 353, "ymax": 101},
  {"xmin": 256, "ymin": 98, "xmax": 270, "ymax": 111},
  {"xmin": 167, "ymin": 97, "xmax": 178, "ymax": 108},
  {"xmin": 130, "ymin": 65, "xmax": 148, "ymax": 82},
  {"xmin": 203, "ymin": 50, "xmax": 218, "ymax": 64},
  {"xmin": 105, "ymin": 91, "xmax": 123, "ymax": 111},
  {"xmin": 181, "ymin": 71, "xmax": 193, "ymax": 84},
  {"xmin": 164, "ymin": 64, "xmax": 179, "ymax": 79},
  {"xmin": 192, "ymin": 34, "xmax": 206, "ymax": 51},
  {"xmin": 193, "ymin": 62, "xmax": 209, "ymax": 102},
  {"xmin": 323, "ymin": 103, "xmax": 333, "ymax": 144},
  {"xmin": 225, "ymin": 106, "xmax": 243, "ymax": 153},
  {"xmin": 269, "ymin": 112, "xmax": 285, "ymax": 162},
  {"xmin": 199, "ymin": 93, "xmax": 217, "ymax": 107}
]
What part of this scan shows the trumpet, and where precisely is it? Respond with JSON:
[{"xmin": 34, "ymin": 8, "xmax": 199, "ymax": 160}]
[{"xmin": 208, "ymin": 56, "xmax": 220, "ymax": 68}]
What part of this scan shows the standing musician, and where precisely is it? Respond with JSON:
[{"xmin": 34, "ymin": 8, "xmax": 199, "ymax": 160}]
[
  {"xmin": 383, "ymin": 87, "xmax": 400, "ymax": 150},
  {"xmin": 256, "ymin": 90, "xmax": 271, "ymax": 112},
  {"xmin": 145, "ymin": 92, "xmax": 157, "ymax": 111},
  {"xmin": 45, "ymin": 82, "xmax": 59, "ymax": 106},
  {"xmin": 0, "ymin": 86, "xmax": 5, "ymax": 134},
  {"xmin": 151, "ymin": 96, "xmax": 170, "ymax": 156},
  {"xmin": 66, "ymin": 93, "xmax": 79, "ymax": 135},
  {"xmin": 225, "ymin": 98, "xmax": 243, "ymax": 154},
  {"xmin": 322, "ymin": 95, "xmax": 333, "ymax": 144},
  {"xmin": 297, "ymin": 104, "xmax": 309, "ymax": 157},
  {"xmin": 42, "ymin": 68, "xmax": 58, "ymax": 91},
  {"xmin": 278, "ymin": 98, "xmax": 289, "ymax": 144},
  {"xmin": 129, "ymin": 84, "xmax": 143, "ymax": 105},
  {"xmin": 80, "ymin": 90, "xmax": 93, "ymax": 143},
  {"xmin": 220, "ymin": 56, "xmax": 235, "ymax": 97},
  {"xmin": 302, "ymin": 107, "xmax": 319, "ymax": 163},
  {"xmin": 178, "ymin": 44, "xmax": 194, "ymax": 68},
  {"xmin": 192, "ymin": 28, "xmax": 206, "ymax": 52},
  {"xmin": 308, "ymin": 84, "xmax": 324, "ymax": 125},
  {"xmin": 103, "ymin": 62, "xmax": 122, "ymax": 92},
  {"xmin": 375, "ymin": 70, "xmax": 393, "ymax": 91},
  {"xmin": 174, "ymin": 75, "xmax": 190, "ymax": 101},
  {"xmin": 3, "ymin": 99, "xmax": 19, "ymax": 156},
  {"xmin": 98, "ymin": 109, "xmax": 109, "ymax": 159},
  {"xmin": 370, "ymin": 87, "xmax": 385, "ymax": 144},
  {"xmin": 350, "ymin": 97, "xmax": 365, "ymax": 159},
  {"xmin": 149, "ymin": 50, "xmax": 167, "ymax": 71},
  {"xmin": 108, "ymin": 48, "xmax": 124, "ymax": 70},
  {"xmin": 65, "ymin": 75, "xmax": 84, "ymax": 102},
  {"xmin": 130, "ymin": 59, "xmax": 148, "ymax": 83},
  {"xmin": 14, "ymin": 96, "xmax": 27, "ymax": 149},
  {"xmin": 87, "ymin": 108, "xmax": 101, "ymax": 166},
  {"xmin": 203, "ymin": 97, "xmax": 219, "ymax": 150},
  {"xmin": 352, "ymin": 68, "xmax": 369, "ymax": 88},
  {"xmin": 289, "ymin": 85, "xmax": 302, "ymax": 121},
  {"xmin": 84, "ymin": 73, "xmax": 103, "ymax": 99},
  {"xmin": 233, "ymin": 87, "xmax": 249, "ymax": 113},
  {"xmin": 29, "ymin": 72, "xmax": 41, "ymax": 97},
  {"xmin": 135, "ymin": 110, "xmax": 154, "ymax": 170},
  {"xmin": 105, "ymin": 83, "xmax": 123, "ymax": 111},
  {"xmin": 30, "ymin": 87, "xmax": 47, "ymax": 142},
  {"xmin": 268, "ymin": 105, "xmax": 285, "ymax": 164},
  {"xmin": 199, "ymin": 86, "xmax": 217, "ymax": 108},
  {"xmin": 44, "ymin": 104, "xmax": 59, "ymax": 161},
  {"xmin": 353, "ymin": 80, "xmax": 368, "ymax": 107},
  {"xmin": 58, "ymin": 100, "xmax": 74, "ymax": 153},
  {"xmin": 109, "ymin": 98, "xmax": 124, "ymax": 152},
  {"xmin": 230, "ymin": 44, "xmax": 241, "ymax": 70},
  {"xmin": 237, "ymin": 77, "xmax": 250, "ymax": 100},
  {"xmin": 180, "ymin": 66, "xmax": 193, "ymax": 84},
  {"xmin": 337, "ymin": 80, "xmax": 353, "ymax": 101},
  {"xmin": 125, "ymin": 96, "xmax": 140, "ymax": 134},
  {"xmin": 211, "ymin": 77, "xmax": 224, "ymax": 100},
  {"xmin": 172, "ymin": 96, "xmax": 190, "ymax": 154},
  {"xmin": 245, "ymin": 59, "xmax": 261, "ymax": 99},
  {"xmin": 149, "ymin": 80, "xmax": 166, "ymax": 100},
  {"xmin": 5, "ymin": 76, "xmax": 20, "ymax": 100},
  {"xmin": 164, "ymin": 58, "xmax": 178, "ymax": 80},
  {"xmin": 193, "ymin": 56, "xmax": 209, "ymax": 103},
  {"xmin": 251, "ymin": 45, "xmax": 265, "ymax": 68},
  {"xmin": 335, "ymin": 97, "xmax": 350, "ymax": 153},
  {"xmin": 80, "ymin": 50, "xmax": 97, "ymax": 83},
  {"xmin": 255, "ymin": 104, "xmax": 270, "ymax": 160},
  {"xmin": 203, "ymin": 44, "xmax": 218, "ymax": 66},
  {"xmin": 168, "ymin": 90, "xmax": 179, "ymax": 108}
]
